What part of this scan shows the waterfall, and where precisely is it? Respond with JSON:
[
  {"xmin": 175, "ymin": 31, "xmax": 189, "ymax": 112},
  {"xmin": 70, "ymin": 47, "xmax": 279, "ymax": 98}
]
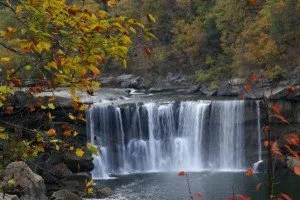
[
  {"xmin": 254, "ymin": 100, "xmax": 263, "ymax": 170},
  {"xmin": 209, "ymin": 101, "xmax": 245, "ymax": 170},
  {"xmin": 87, "ymin": 100, "xmax": 249, "ymax": 178}
]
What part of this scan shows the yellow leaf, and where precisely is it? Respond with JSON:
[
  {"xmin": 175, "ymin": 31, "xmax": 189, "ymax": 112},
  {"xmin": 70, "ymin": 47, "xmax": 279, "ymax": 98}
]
[
  {"xmin": 107, "ymin": 0, "xmax": 117, "ymax": 8},
  {"xmin": 7, "ymin": 179, "xmax": 15, "ymax": 186},
  {"xmin": 68, "ymin": 113, "xmax": 76, "ymax": 120},
  {"xmin": 87, "ymin": 187, "xmax": 94, "ymax": 194},
  {"xmin": 75, "ymin": 148, "xmax": 85, "ymax": 157},
  {"xmin": 16, "ymin": 5, "xmax": 23, "ymax": 13},
  {"xmin": 1, "ymin": 57, "xmax": 11, "ymax": 63},
  {"xmin": 146, "ymin": 14, "xmax": 156, "ymax": 23},
  {"xmin": 0, "ymin": 133, "xmax": 8, "ymax": 140},
  {"xmin": 36, "ymin": 42, "xmax": 51, "ymax": 53}
]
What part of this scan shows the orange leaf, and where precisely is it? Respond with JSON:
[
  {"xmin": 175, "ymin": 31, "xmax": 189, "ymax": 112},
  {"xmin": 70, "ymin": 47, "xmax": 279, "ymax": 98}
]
[
  {"xmin": 47, "ymin": 128, "xmax": 56, "ymax": 136},
  {"xmin": 274, "ymin": 114, "xmax": 289, "ymax": 124},
  {"xmin": 272, "ymin": 104, "xmax": 282, "ymax": 114},
  {"xmin": 5, "ymin": 27, "xmax": 15, "ymax": 37},
  {"xmin": 264, "ymin": 140, "xmax": 270, "ymax": 147},
  {"xmin": 248, "ymin": 0, "xmax": 257, "ymax": 5},
  {"xmin": 293, "ymin": 166, "xmax": 300, "ymax": 176},
  {"xmin": 143, "ymin": 45, "xmax": 151, "ymax": 58},
  {"xmin": 28, "ymin": 104, "xmax": 35, "ymax": 112},
  {"xmin": 193, "ymin": 193, "xmax": 204, "ymax": 199},
  {"xmin": 64, "ymin": 130, "xmax": 72, "ymax": 137},
  {"xmin": 256, "ymin": 183, "xmax": 262, "ymax": 191},
  {"xmin": 245, "ymin": 168, "xmax": 254, "ymax": 176},
  {"xmin": 89, "ymin": 64, "xmax": 101, "ymax": 76},
  {"xmin": 178, "ymin": 171, "xmax": 186, "ymax": 176},
  {"xmin": 244, "ymin": 83, "xmax": 252, "ymax": 91},
  {"xmin": 280, "ymin": 193, "xmax": 293, "ymax": 200},
  {"xmin": 272, "ymin": 141, "xmax": 283, "ymax": 157}
]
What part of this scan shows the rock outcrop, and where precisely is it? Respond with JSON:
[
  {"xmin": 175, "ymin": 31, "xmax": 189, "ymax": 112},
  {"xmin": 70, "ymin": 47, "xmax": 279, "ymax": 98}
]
[{"xmin": 1, "ymin": 161, "xmax": 47, "ymax": 200}]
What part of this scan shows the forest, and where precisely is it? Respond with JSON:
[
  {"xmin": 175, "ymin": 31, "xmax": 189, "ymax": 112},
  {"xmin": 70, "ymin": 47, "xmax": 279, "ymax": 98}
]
[{"xmin": 109, "ymin": 0, "xmax": 300, "ymax": 86}]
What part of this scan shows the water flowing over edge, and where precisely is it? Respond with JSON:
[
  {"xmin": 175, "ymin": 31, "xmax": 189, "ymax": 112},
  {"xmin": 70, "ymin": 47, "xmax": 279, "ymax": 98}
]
[{"xmin": 87, "ymin": 100, "xmax": 262, "ymax": 179}]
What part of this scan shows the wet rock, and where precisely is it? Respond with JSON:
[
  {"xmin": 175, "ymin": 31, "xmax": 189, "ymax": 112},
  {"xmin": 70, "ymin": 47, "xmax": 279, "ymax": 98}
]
[
  {"xmin": 50, "ymin": 189, "xmax": 80, "ymax": 200},
  {"xmin": 1, "ymin": 161, "xmax": 47, "ymax": 200},
  {"xmin": 63, "ymin": 151, "xmax": 94, "ymax": 173},
  {"xmin": 0, "ymin": 193, "xmax": 20, "ymax": 200}
]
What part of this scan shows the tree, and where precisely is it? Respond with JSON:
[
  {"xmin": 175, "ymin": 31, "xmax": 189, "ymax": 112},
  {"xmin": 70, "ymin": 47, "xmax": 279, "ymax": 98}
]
[{"xmin": 0, "ymin": 0, "xmax": 153, "ymax": 179}]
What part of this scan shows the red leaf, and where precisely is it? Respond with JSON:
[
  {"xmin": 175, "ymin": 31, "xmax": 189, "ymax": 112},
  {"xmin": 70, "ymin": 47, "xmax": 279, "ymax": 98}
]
[
  {"xmin": 249, "ymin": 73, "xmax": 258, "ymax": 83},
  {"xmin": 262, "ymin": 126, "xmax": 269, "ymax": 133},
  {"xmin": 178, "ymin": 171, "xmax": 186, "ymax": 176},
  {"xmin": 272, "ymin": 104, "xmax": 282, "ymax": 114},
  {"xmin": 11, "ymin": 77, "xmax": 22, "ymax": 87},
  {"xmin": 264, "ymin": 140, "xmax": 270, "ymax": 147},
  {"xmin": 236, "ymin": 194, "xmax": 251, "ymax": 200},
  {"xmin": 238, "ymin": 93, "xmax": 245, "ymax": 100},
  {"xmin": 193, "ymin": 193, "xmax": 204, "ymax": 199},
  {"xmin": 245, "ymin": 168, "xmax": 254, "ymax": 176},
  {"xmin": 244, "ymin": 84, "xmax": 252, "ymax": 91},
  {"xmin": 287, "ymin": 87, "xmax": 295, "ymax": 94},
  {"xmin": 274, "ymin": 114, "xmax": 289, "ymax": 124},
  {"xmin": 280, "ymin": 193, "xmax": 293, "ymax": 200},
  {"xmin": 227, "ymin": 197, "xmax": 235, "ymax": 200},
  {"xmin": 5, "ymin": 106, "xmax": 14, "ymax": 114}
]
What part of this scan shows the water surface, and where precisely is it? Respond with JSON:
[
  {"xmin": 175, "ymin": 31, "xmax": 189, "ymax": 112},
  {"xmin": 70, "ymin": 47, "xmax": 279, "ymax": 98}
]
[{"xmin": 95, "ymin": 172, "xmax": 300, "ymax": 200}]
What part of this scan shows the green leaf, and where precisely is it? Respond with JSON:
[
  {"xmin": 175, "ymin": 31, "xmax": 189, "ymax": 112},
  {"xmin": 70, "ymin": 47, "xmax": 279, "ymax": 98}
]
[
  {"xmin": 25, "ymin": 65, "xmax": 32, "ymax": 71},
  {"xmin": 48, "ymin": 103, "xmax": 55, "ymax": 110}
]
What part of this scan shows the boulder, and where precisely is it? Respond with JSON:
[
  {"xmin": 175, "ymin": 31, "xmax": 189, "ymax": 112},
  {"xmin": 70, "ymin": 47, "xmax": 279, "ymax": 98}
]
[
  {"xmin": 43, "ymin": 163, "xmax": 73, "ymax": 184},
  {"xmin": 63, "ymin": 151, "xmax": 94, "ymax": 173},
  {"xmin": 187, "ymin": 85, "xmax": 201, "ymax": 94},
  {"xmin": 1, "ymin": 161, "xmax": 47, "ymax": 200},
  {"xmin": 120, "ymin": 76, "xmax": 144, "ymax": 89},
  {"xmin": 50, "ymin": 189, "xmax": 80, "ymax": 200},
  {"xmin": 116, "ymin": 74, "xmax": 133, "ymax": 83},
  {"xmin": 0, "ymin": 193, "xmax": 19, "ymax": 200},
  {"xmin": 217, "ymin": 85, "xmax": 240, "ymax": 96},
  {"xmin": 200, "ymin": 86, "xmax": 217, "ymax": 96},
  {"xmin": 227, "ymin": 78, "xmax": 246, "ymax": 86},
  {"xmin": 61, "ymin": 173, "xmax": 90, "ymax": 196},
  {"xmin": 95, "ymin": 187, "xmax": 112, "ymax": 198}
]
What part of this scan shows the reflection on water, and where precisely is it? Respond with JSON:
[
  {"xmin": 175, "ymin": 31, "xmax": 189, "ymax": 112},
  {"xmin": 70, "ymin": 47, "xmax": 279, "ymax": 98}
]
[{"xmin": 94, "ymin": 172, "xmax": 300, "ymax": 200}]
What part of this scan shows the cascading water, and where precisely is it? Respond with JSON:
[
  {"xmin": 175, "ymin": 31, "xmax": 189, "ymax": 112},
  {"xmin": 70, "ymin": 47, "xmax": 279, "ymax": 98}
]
[
  {"xmin": 254, "ymin": 100, "xmax": 263, "ymax": 170},
  {"xmin": 87, "ymin": 100, "xmax": 249, "ymax": 179}
]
